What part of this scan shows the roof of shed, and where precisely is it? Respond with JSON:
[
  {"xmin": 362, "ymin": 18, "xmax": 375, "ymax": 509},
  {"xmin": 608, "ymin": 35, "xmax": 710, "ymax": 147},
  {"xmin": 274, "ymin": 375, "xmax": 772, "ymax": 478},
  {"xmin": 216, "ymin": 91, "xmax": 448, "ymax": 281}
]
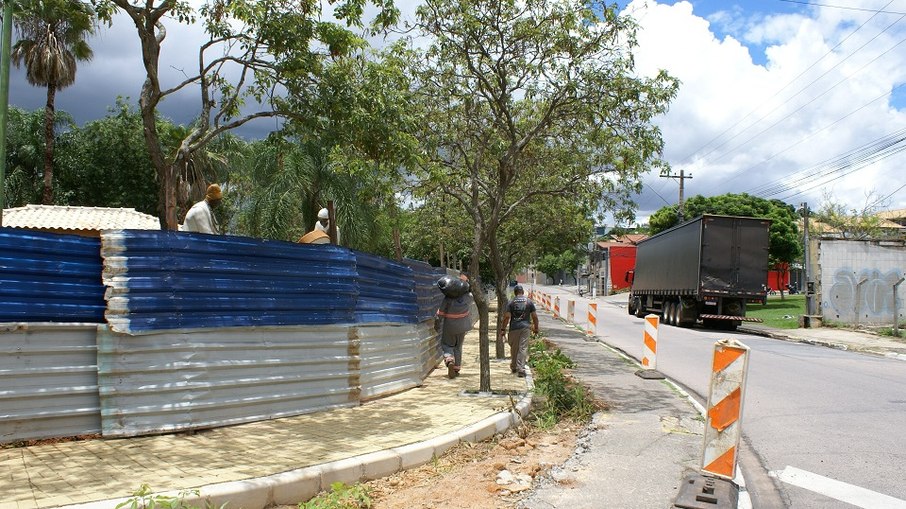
[{"xmin": 2, "ymin": 204, "xmax": 160, "ymax": 231}]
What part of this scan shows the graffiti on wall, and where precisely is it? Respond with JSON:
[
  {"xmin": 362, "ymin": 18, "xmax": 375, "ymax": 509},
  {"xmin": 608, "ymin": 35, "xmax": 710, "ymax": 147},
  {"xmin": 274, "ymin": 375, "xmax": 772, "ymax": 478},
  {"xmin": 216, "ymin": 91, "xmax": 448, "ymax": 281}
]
[{"xmin": 825, "ymin": 268, "xmax": 905, "ymax": 322}]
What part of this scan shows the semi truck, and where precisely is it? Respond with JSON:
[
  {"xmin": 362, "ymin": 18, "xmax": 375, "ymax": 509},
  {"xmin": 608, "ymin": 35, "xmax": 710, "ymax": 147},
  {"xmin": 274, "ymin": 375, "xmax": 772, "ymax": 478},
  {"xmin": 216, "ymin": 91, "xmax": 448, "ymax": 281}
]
[{"xmin": 626, "ymin": 214, "xmax": 771, "ymax": 329}]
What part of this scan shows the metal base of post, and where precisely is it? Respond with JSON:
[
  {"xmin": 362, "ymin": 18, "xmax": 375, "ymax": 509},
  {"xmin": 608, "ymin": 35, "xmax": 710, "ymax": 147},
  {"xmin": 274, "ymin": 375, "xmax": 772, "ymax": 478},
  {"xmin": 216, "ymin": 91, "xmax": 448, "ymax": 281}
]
[
  {"xmin": 635, "ymin": 368, "xmax": 665, "ymax": 380},
  {"xmin": 673, "ymin": 474, "xmax": 739, "ymax": 509}
]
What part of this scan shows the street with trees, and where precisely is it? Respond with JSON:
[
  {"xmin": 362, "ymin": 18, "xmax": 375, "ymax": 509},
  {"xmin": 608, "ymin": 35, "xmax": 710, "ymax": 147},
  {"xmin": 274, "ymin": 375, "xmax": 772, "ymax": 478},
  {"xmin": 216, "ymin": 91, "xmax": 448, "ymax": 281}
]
[{"xmin": 405, "ymin": 0, "xmax": 678, "ymax": 391}]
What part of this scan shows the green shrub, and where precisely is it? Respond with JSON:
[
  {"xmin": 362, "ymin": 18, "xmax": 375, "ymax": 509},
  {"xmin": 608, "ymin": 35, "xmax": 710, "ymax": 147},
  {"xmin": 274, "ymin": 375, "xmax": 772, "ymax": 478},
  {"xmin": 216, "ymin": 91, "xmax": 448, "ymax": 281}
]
[
  {"xmin": 528, "ymin": 334, "xmax": 596, "ymax": 428},
  {"xmin": 299, "ymin": 482, "xmax": 372, "ymax": 509}
]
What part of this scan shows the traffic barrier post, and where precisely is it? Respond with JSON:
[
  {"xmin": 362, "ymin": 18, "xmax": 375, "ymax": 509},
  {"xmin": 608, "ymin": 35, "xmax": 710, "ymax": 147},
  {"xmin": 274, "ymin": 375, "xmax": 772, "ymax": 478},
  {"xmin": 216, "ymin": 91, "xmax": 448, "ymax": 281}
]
[
  {"xmin": 554, "ymin": 297, "xmax": 560, "ymax": 319},
  {"xmin": 586, "ymin": 302, "xmax": 597, "ymax": 335},
  {"xmin": 635, "ymin": 314, "xmax": 665, "ymax": 379},
  {"xmin": 702, "ymin": 339, "xmax": 750, "ymax": 480},
  {"xmin": 567, "ymin": 300, "xmax": 575, "ymax": 323}
]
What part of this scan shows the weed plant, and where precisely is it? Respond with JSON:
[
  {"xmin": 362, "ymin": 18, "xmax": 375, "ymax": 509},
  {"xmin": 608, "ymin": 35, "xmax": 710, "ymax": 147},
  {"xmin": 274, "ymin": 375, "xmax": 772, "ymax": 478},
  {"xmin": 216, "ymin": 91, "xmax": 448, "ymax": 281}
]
[
  {"xmin": 299, "ymin": 482, "xmax": 372, "ymax": 509},
  {"xmin": 527, "ymin": 334, "xmax": 597, "ymax": 428},
  {"xmin": 116, "ymin": 484, "xmax": 225, "ymax": 509}
]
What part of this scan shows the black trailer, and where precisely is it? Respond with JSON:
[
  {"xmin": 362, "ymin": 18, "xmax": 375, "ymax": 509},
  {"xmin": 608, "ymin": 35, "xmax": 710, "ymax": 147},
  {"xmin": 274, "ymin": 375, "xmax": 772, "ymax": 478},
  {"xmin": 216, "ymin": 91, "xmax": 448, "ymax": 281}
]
[{"xmin": 626, "ymin": 215, "xmax": 771, "ymax": 329}]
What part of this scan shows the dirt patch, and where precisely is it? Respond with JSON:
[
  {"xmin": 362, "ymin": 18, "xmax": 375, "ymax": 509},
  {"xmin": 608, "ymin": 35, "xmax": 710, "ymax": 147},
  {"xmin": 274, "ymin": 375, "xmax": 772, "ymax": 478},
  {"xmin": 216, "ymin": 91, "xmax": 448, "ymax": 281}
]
[{"xmin": 366, "ymin": 419, "xmax": 584, "ymax": 509}]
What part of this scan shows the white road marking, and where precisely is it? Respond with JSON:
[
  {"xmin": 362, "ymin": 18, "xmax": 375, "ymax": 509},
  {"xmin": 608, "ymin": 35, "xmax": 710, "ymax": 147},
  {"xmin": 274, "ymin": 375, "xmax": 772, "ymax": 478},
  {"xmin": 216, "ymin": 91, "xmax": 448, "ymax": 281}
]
[{"xmin": 769, "ymin": 466, "xmax": 906, "ymax": 509}]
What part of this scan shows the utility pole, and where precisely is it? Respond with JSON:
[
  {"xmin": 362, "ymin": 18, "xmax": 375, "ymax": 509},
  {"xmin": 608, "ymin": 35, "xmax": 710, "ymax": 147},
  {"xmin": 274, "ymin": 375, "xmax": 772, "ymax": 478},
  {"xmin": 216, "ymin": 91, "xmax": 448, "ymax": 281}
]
[
  {"xmin": 0, "ymin": 2, "xmax": 13, "ymax": 226},
  {"xmin": 800, "ymin": 202, "xmax": 814, "ymax": 317},
  {"xmin": 662, "ymin": 170, "xmax": 693, "ymax": 222}
]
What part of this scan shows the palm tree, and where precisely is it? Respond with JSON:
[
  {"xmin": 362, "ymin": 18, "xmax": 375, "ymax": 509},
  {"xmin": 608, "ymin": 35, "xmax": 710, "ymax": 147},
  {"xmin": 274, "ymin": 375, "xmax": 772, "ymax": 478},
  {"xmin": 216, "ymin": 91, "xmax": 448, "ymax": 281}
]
[{"xmin": 11, "ymin": 0, "xmax": 95, "ymax": 204}]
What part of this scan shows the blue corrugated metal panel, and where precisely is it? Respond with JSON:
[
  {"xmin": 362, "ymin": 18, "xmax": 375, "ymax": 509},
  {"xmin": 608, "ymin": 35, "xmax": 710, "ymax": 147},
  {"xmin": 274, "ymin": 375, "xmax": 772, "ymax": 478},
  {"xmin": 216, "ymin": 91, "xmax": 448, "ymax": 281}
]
[
  {"xmin": 353, "ymin": 251, "xmax": 418, "ymax": 324},
  {"xmin": 0, "ymin": 227, "xmax": 105, "ymax": 322},
  {"xmin": 101, "ymin": 231, "xmax": 358, "ymax": 333},
  {"xmin": 96, "ymin": 324, "xmax": 359, "ymax": 437},
  {"xmin": 0, "ymin": 324, "xmax": 101, "ymax": 443},
  {"xmin": 404, "ymin": 259, "xmax": 446, "ymax": 322}
]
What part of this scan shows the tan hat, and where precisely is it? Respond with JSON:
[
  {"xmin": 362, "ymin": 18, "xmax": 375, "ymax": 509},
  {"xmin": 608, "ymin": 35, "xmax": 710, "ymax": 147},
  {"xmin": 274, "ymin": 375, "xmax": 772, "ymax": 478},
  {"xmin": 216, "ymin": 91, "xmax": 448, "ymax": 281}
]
[{"xmin": 206, "ymin": 184, "xmax": 222, "ymax": 200}]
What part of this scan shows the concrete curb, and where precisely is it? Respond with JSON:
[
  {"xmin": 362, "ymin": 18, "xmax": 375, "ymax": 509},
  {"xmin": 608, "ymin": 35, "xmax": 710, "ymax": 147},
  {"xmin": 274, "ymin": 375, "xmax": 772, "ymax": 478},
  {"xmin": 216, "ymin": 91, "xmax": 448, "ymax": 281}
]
[
  {"xmin": 738, "ymin": 327, "xmax": 906, "ymax": 362},
  {"xmin": 59, "ymin": 379, "xmax": 535, "ymax": 509}
]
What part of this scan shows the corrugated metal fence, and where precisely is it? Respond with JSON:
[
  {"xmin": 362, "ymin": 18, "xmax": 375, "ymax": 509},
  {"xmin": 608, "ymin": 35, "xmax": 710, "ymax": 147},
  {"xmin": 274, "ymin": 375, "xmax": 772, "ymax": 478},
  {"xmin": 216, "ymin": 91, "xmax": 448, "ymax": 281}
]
[
  {"xmin": 0, "ymin": 228, "xmax": 456, "ymax": 442},
  {"xmin": 0, "ymin": 227, "xmax": 105, "ymax": 322}
]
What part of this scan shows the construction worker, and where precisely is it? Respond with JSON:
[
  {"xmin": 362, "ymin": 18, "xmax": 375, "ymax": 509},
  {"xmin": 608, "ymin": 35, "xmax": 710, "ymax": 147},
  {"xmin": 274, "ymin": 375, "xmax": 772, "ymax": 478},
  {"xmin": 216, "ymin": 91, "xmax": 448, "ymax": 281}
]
[
  {"xmin": 182, "ymin": 184, "xmax": 222, "ymax": 234},
  {"xmin": 314, "ymin": 207, "xmax": 340, "ymax": 244}
]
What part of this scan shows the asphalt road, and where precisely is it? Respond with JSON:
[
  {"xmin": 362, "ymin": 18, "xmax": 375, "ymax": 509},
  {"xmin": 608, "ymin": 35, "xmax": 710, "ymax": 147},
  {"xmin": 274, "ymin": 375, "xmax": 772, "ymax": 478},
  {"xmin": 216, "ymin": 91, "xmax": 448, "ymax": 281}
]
[{"xmin": 530, "ymin": 284, "xmax": 906, "ymax": 509}]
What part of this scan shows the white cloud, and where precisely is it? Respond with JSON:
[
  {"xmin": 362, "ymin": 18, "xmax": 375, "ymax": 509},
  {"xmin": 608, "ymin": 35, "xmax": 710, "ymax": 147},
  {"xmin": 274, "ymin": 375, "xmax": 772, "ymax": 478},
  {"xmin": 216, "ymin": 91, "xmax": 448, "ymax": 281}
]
[{"xmin": 621, "ymin": 0, "xmax": 906, "ymax": 226}]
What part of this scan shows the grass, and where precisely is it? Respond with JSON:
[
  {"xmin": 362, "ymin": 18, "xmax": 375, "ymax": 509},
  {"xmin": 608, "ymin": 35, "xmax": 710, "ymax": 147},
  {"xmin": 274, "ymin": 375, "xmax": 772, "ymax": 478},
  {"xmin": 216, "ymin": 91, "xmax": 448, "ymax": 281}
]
[{"xmin": 746, "ymin": 294, "xmax": 806, "ymax": 329}]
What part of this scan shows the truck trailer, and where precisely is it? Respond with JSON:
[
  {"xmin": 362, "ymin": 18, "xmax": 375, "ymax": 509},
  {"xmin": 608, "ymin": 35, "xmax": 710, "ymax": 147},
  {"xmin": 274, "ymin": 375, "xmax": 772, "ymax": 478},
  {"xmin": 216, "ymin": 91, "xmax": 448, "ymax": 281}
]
[{"xmin": 626, "ymin": 214, "xmax": 771, "ymax": 329}]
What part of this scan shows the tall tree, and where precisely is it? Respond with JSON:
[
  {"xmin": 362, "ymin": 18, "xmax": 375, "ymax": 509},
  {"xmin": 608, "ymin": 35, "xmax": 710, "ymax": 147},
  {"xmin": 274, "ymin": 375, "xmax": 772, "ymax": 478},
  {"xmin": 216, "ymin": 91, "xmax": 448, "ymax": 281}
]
[
  {"xmin": 11, "ymin": 0, "xmax": 95, "ymax": 204},
  {"xmin": 94, "ymin": 0, "xmax": 399, "ymax": 230},
  {"xmin": 407, "ymin": 0, "xmax": 678, "ymax": 391},
  {"xmin": 54, "ymin": 99, "xmax": 159, "ymax": 213}
]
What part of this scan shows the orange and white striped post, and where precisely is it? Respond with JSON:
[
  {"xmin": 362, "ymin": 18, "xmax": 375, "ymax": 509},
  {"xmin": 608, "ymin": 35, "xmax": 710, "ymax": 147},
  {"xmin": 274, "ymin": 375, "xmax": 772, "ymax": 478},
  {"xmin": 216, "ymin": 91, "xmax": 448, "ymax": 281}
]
[
  {"xmin": 567, "ymin": 300, "xmax": 575, "ymax": 323},
  {"xmin": 702, "ymin": 339, "xmax": 750, "ymax": 480},
  {"xmin": 554, "ymin": 297, "xmax": 560, "ymax": 319},
  {"xmin": 586, "ymin": 302, "xmax": 597, "ymax": 335},
  {"xmin": 642, "ymin": 314, "xmax": 659, "ymax": 369}
]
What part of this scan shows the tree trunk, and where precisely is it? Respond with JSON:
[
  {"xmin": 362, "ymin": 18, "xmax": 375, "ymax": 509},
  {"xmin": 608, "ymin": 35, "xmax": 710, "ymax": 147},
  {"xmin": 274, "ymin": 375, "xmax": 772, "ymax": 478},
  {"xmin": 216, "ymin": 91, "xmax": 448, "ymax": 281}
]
[
  {"xmin": 470, "ymin": 252, "xmax": 491, "ymax": 393},
  {"xmin": 42, "ymin": 84, "xmax": 57, "ymax": 205},
  {"xmin": 495, "ymin": 281, "xmax": 508, "ymax": 359}
]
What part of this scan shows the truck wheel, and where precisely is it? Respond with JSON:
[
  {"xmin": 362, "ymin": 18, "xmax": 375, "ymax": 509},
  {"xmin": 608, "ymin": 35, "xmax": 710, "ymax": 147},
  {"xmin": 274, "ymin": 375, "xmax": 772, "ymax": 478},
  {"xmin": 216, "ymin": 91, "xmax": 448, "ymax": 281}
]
[
  {"xmin": 669, "ymin": 301, "xmax": 680, "ymax": 326},
  {"xmin": 634, "ymin": 298, "xmax": 646, "ymax": 318},
  {"xmin": 628, "ymin": 297, "xmax": 637, "ymax": 315}
]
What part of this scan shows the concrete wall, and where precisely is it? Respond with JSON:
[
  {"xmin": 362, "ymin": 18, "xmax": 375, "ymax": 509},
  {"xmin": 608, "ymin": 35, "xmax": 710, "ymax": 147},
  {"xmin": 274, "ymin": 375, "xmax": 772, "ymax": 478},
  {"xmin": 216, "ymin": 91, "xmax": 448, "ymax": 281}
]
[{"xmin": 818, "ymin": 239, "xmax": 906, "ymax": 326}]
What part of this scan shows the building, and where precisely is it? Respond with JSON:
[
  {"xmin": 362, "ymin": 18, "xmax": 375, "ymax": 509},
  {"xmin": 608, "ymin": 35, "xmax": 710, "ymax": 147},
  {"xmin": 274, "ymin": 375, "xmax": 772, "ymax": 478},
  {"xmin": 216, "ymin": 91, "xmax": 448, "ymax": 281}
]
[{"xmin": 586, "ymin": 234, "xmax": 648, "ymax": 295}]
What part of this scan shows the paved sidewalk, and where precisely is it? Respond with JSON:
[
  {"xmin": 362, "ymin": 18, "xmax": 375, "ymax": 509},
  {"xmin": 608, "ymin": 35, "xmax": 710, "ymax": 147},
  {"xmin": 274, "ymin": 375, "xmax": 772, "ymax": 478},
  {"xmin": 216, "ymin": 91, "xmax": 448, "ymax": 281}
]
[
  {"xmin": 0, "ymin": 323, "xmax": 531, "ymax": 509},
  {"xmin": 740, "ymin": 323, "xmax": 906, "ymax": 360},
  {"xmin": 521, "ymin": 313, "xmax": 706, "ymax": 509}
]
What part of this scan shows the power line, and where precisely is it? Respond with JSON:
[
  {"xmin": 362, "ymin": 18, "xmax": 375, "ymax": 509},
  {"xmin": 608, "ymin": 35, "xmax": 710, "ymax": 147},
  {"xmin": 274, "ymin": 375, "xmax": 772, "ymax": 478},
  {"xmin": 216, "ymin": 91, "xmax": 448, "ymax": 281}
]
[
  {"xmin": 735, "ymin": 82, "xmax": 906, "ymax": 193},
  {"xmin": 685, "ymin": 0, "xmax": 897, "ymax": 179},
  {"xmin": 747, "ymin": 127, "xmax": 906, "ymax": 197},
  {"xmin": 698, "ymin": 12, "xmax": 906, "ymax": 170},
  {"xmin": 780, "ymin": 0, "xmax": 906, "ymax": 15}
]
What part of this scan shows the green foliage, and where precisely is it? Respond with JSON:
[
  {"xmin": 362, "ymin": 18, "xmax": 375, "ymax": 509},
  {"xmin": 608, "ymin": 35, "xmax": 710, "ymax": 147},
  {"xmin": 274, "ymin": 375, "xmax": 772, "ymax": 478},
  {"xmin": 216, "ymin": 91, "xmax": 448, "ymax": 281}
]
[
  {"xmin": 299, "ymin": 482, "xmax": 372, "ymax": 509},
  {"xmin": 528, "ymin": 334, "xmax": 596, "ymax": 428},
  {"xmin": 536, "ymin": 250, "xmax": 584, "ymax": 281},
  {"xmin": 114, "ymin": 484, "xmax": 223, "ymax": 509},
  {"xmin": 648, "ymin": 193, "xmax": 803, "ymax": 266},
  {"xmin": 3, "ymin": 107, "xmax": 49, "ymax": 206},
  {"xmin": 54, "ymin": 99, "xmax": 159, "ymax": 214},
  {"xmin": 813, "ymin": 195, "xmax": 889, "ymax": 240}
]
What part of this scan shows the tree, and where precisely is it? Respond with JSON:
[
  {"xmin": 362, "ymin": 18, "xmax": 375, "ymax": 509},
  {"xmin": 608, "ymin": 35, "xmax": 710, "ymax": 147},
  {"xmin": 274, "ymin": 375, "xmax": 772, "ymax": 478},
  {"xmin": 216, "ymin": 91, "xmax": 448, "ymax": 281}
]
[
  {"xmin": 649, "ymin": 193, "xmax": 802, "ymax": 297},
  {"xmin": 813, "ymin": 192, "xmax": 889, "ymax": 240},
  {"xmin": 407, "ymin": 0, "xmax": 678, "ymax": 391},
  {"xmin": 94, "ymin": 0, "xmax": 400, "ymax": 229},
  {"xmin": 54, "ymin": 99, "xmax": 159, "ymax": 213},
  {"xmin": 12, "ymin": 0, "xmax": 96, "ymax": 204},
  {"xmin": 3, "ymin": 107, "xmax": 57, "ymax": 206}
]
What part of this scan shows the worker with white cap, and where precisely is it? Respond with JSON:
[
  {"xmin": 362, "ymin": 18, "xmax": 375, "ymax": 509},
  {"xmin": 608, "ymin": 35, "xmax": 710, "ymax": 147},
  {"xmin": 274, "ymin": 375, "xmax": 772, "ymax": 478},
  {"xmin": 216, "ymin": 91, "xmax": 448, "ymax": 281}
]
[{"xmin": 313, "ymin": 207, "xmax": 340, "ymax": 244}]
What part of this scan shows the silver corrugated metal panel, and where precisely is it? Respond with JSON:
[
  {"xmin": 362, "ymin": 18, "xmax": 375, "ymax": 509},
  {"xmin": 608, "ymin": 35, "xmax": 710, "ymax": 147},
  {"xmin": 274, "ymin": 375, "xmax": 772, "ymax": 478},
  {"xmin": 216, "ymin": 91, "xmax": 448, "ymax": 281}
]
[
  {"xmin": 0, "ymin": 323, "xmax": 101, "ymax": 444},
  {"xmin": 96, "ymin": 324, "xmax": 360, "ymax": 437},
  {"xmin": 415, "ymin": 321, "xmax": 442, "ymax": 379},
  {"xmin": 356, "ymin": 324, "xmax": 423, "ymax": 400}
]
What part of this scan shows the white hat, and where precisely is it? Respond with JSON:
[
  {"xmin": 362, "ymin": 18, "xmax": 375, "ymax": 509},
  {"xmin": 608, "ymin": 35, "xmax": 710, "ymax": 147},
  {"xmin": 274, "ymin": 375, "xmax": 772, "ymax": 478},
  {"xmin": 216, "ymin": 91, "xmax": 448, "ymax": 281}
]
[{"xmin": 317, "ymin": 208, "xmax": 329, "ymax": 219}]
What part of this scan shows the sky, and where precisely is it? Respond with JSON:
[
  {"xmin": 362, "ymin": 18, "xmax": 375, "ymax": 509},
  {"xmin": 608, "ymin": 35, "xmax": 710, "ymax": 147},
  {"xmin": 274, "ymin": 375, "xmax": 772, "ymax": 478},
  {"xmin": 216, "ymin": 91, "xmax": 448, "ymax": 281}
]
[{"xmin": 8, "ymin": 0, "xmax": 906, "ymax": 224}]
